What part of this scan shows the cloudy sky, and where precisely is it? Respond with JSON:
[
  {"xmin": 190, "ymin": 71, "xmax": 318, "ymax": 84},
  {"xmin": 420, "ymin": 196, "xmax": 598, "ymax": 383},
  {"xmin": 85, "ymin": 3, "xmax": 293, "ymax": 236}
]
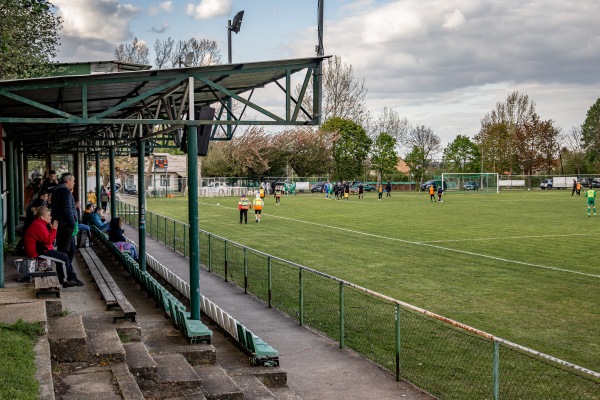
[{"xmin": 51, "ymin": 0, "xmax": 600, "ymax": 147}]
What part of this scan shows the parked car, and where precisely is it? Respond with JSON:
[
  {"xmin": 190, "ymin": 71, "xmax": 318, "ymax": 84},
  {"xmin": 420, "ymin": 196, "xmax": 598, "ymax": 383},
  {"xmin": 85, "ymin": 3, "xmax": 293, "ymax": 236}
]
[
  {"xmin": 576, "ymin": 178, "xmax": 591, "ymax": 188},
  {"xmin": 463, "ymin": 181, "xmax": 480, "ymax": 191},
  {"xmin": 123, "ymin": 185, "xmax": 137, "ymax": 195},
  {"xmin": 539, "ymin": 179, "xmax": 553, "ymax": 189},
  {"xmin": 207, "ymin": 181, "xmax": 229, "ymax": 188},
  {"xmin": 593, "ymin": 179, "xmax": 600, "ymax": 188},
  {"xmin": 420, "ymin": 180, "xmax": 448, "ymax": 191},
  {"xmin": 311, "ymin": 182, "xmax": 326, "ymax": 193},
  {"xmin": 349, "ymin": 183, "xmax": 375, "ymax": 193}
]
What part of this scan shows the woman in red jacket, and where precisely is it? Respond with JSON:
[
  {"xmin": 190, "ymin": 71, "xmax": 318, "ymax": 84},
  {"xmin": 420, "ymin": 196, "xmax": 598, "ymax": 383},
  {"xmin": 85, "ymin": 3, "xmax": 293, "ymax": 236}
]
[{"xmin": 24, "ymin": 206, "xmax": 83, "ymax": 287}]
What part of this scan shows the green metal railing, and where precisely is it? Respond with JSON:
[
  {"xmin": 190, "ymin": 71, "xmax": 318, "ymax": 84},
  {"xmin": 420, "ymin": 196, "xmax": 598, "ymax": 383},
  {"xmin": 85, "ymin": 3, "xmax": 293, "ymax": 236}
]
[{"xmin": 116, "ymin": 200, "xmax": 600, "ymax": 400}]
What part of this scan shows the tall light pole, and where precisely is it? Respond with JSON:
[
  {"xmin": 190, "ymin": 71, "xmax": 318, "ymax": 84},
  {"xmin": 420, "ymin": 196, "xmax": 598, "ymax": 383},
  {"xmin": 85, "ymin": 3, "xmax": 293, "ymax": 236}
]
[
  {"xmin": 315, "ymin": 0, "xmax": 324, "ymax": 125},
  {"xmin": 227, "ymin": 11, "xmax": 244, "ymax": 138}
]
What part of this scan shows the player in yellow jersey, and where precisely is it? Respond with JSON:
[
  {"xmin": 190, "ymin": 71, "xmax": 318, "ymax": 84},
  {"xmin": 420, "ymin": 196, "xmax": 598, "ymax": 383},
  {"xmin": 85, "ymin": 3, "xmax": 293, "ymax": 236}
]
[{"xmin": 586, "ymin": 185, "xmax": 596, "ymax": 217}]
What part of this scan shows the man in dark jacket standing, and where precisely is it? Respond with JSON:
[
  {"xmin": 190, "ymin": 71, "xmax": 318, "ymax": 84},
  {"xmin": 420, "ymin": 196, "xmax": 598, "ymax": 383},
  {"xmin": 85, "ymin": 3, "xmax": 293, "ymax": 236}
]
[{"xmin": 51, "ymin": 173, "xmax": 77, "ymax": 262}]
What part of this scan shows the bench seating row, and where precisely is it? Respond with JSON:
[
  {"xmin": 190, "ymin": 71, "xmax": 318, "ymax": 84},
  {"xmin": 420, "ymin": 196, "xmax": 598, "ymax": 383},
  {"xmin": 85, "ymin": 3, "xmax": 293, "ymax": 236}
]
[
  {"xmin": 202, "ymin": 296, "xmax": 279, "ymax": 367},
  {"xmin": 91, "ymin": 226, "xmax": 212, "ymax": 344},
  {"xmin": 91, "ymin": 224, "xmax": 277, "ymax": 365},
  {"xmin": 79, "ymin": 247, "xmax": 136, "ymax": 322}
]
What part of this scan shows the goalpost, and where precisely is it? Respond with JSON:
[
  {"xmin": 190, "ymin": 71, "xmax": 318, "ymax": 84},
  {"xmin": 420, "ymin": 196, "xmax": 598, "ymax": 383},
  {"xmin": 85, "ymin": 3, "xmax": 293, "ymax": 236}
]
[{"xmin": 441, "ymin": 173, "xmax": 500, "ymax": 194}]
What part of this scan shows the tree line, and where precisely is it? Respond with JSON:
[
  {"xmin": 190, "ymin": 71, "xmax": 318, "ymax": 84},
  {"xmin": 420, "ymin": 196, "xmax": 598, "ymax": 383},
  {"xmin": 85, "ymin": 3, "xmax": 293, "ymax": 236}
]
[{"xmin": 3, "ymin": 1, "xmax": 600, "ymax": 183}]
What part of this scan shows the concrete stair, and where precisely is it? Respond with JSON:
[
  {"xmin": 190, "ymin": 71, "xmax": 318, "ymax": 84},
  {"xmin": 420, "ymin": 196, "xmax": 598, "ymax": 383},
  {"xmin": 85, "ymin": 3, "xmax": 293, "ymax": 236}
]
[
  {"xmin": 194, "ymin": 364, "xmax": 243, "ymax": 400},
  {"xmin": 88, "ymin": 329, "xmax": 126, "ymax": 363},
  {"xmin": 13, "ymin": 244, "xmax": 303, "ymax": 400},
  {"xmin": 47, "ymin": 314, "xmax": 88, "ymax": 362},
  {"xmin": 124, "ymin": 341, "xmax": 158, "ymax": 382}
]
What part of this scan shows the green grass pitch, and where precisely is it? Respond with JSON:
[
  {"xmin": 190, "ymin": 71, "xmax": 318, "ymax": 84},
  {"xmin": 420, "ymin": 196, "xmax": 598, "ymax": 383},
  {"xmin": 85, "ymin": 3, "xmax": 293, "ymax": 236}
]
[{"xmin": 145, "ymin": 189, "xmax": 599, "ymax": 372}]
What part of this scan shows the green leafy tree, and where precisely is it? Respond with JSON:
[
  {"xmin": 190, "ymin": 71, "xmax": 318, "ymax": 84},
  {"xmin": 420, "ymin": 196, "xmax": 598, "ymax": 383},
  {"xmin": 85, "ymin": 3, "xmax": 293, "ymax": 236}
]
[
  {"xmin": 284, "ymin": 127, "xmax": 332, "ymax": 177},
  {"xmin": 0, "ymin": 0, "xmax": 62, "ymax": 80},
  {"xmin": 405, "ymin": 124, "xmax": 441, "ymax": 179},
  {"xmin": 443, "ymin": 135, "xmax": 480, "ymax": 172},
  {"xmin": 404, "ymin": 146, "xmax": 427, "ymax": 184},
  {"xmin": 475, "ymin": 122, "xmax": 512, "ymax": 173},
  {"xmin": 582, "ymin": 98, "xmax": 600, "ymax": 165},
  {"xmin": 561, "ymin": 126, "xmax": 587, "ymax": 175},
  {"xmin": 202, "ymin": 141, "xmax": 239, "ymax": 177},
  {"xmin": 321, "ymin": 117, "xmax": 371, "ymax": 180},
  {"xmin": 370, "ymin": 132, "xmax": 398, "ymax": 181}
]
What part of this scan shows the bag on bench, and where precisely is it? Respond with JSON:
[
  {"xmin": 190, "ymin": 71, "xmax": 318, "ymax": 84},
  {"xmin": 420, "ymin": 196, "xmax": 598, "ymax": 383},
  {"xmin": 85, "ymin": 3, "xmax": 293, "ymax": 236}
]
[{"xmin": 77, "ymin": 229, "xmax": 92, "ymax": 248}]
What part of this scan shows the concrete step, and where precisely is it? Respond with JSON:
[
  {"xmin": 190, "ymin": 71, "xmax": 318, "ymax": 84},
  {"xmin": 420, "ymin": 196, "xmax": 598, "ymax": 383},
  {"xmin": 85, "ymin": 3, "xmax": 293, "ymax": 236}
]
[
  {"xmin": 35, "ymin": 337, "xmax": 55, "ymax": 400},
  {"xmin": 60, "ymin": 365, "xmax": 121, "ymax": 399},
  {"xmin": 48, "ymin": 314, "xmax": 88, "ymax": 362},
  {"xmin": 111, "ymin": 362, "xmax": 144, "ymax": 400},
  {"xmin": 231, "ymin": 375, "xmax": 278, "ymax": 400},
  {"xmin": 145, "ymin": 353, "xmax": 203, "ymax": 399},
  {"xmin": 124, "ymin": 341, "xmax": 158, "ymax": 381},
  {"xmin": 0, "ymin": 300, "xmax": 47, "ymax": 328},
  {"xmin": 269, "ymin": 387, "xmax": 304, "ymax": 400},
  {"xmin": 178, "ymin": 344, "xmax": 217, "ymax": 366},
  {"xmin": 194, "ymin": 364, "xmax": 243, "ymax": 400},
  {"xmin": 227, "ymin": 366, "xmax": 287, "ymax": 389},
  {"xmin": 88, "ymin": 329, "xmax": 126, "ymax": 363}
]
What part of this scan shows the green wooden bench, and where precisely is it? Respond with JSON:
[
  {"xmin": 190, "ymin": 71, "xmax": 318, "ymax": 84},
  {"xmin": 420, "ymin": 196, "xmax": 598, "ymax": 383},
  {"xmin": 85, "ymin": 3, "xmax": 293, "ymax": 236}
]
[{"xmin": 79, "ymin": 247, "xmax": 136, "ymax": 322}]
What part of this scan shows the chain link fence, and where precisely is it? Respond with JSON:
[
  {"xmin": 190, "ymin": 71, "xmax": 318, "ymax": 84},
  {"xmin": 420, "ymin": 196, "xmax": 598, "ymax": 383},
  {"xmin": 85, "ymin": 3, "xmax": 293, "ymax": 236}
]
[{"xmin": 116, "ymin": 200, "xmax": 600, "ymax": 400}]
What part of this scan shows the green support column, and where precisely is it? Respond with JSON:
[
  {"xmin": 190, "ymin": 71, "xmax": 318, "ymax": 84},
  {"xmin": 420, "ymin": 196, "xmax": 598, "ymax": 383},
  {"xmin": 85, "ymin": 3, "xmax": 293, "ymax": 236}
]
[
  {"xmin": 6, "ymin": 140, "xmax": 15, "ymax": 243},
  {"xmin": 16, "ymin": 143, "xmax": 24, "ymax": 216},
  {"xmin": 109, "ymin": 147, "xmax": 116, "ymax": 216},
  {"xmin": 0, "ymin": 186, "xmax": 4, "ymax": 288},
  {"xmin": 95, "ymin": 153, "xmax": 101, "ymax": 206},
  {"xmin": 188, "ymin": 126, "xmax": 200, "ymax": 320},
  {"xmin": 83, "ymin": 155, "xmax": 88, "ymax": 200},
  {"xmin": 138, "ymin": 140, "xmax": 146, "ymax": 272}
]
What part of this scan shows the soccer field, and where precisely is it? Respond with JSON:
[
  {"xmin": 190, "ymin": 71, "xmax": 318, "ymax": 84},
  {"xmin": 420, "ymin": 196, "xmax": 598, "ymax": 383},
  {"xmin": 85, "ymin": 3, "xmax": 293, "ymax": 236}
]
[{"xmin": 145, "ymin": 189, "xmax": 599, "ymax": 372}]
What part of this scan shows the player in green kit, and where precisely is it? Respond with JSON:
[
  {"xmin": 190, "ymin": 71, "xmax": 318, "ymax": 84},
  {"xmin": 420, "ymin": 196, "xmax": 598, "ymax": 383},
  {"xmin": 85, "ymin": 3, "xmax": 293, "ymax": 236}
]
[{"xmin": 586, "ymin": 185, "xmax": 596, "ymax": 217}]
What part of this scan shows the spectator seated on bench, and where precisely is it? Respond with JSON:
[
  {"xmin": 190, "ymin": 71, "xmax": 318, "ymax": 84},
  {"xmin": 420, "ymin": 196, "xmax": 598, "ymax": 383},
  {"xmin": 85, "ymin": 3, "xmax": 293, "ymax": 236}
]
[
  {"xmin": 24, "ymin": 205, "xmax": 84, "ymax": 288},
  {"xmin": 82, "ymin": 202, "xmax": 94, "ymax": 225},
  {"xmin": 89, "ymin": 207, "xmax": 110, "ymax": 232},
  {"xmin": 108, "ymin": 217, "xmax": 138, "ymax": 261}
]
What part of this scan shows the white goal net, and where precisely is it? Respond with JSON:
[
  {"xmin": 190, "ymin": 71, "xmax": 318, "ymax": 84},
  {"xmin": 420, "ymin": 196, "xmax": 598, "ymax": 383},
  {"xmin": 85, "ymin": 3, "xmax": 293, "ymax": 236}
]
[{"xmin": 441, "ymin": 173, "xmax": 499, "ymax": 193}]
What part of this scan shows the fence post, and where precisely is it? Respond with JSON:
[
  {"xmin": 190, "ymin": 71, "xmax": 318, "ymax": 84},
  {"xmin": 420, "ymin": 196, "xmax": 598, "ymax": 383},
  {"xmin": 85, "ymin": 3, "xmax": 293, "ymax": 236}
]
[
  {"xmin": 493, "ymin": 340, "xmax": 500, "ymax": 400},
  {"xmin": 396, "ymin": 304, "xmax": 401, "ymax": 382},
  {"xmin": 339, "ymin": 281, "xmax": 345, "ymax": 349},
  {"xmin": 183, "ymin": 228, "xmax": 187, "ymax": 257},
  {"xmin": 224, "ymin": 240, "xmax": 228, "ymax": 282},
  {"xmin": 208, "ymin": 234, "xmax": 212, "ymax": 272},
  {"xmin": 163, "ymin": 216, "xmax": 167, "ymax": 244},
  {"xmin": 156, "ymin": 214, "xmax": 159, "ymax": 239},
  {"xmin": 267, "ymin": 257, "xmax": 272, "ymax": 308},
  {"xmin": 299, "ymin": 268, "xmax": 304, "ymax": 326},
  {"xmin": 243, "ymin": 247, "xmax": 248, "ymax": 293},
  {"xmin": 173, "ymin": 220, "xmax": 176, "ymax": 251}
]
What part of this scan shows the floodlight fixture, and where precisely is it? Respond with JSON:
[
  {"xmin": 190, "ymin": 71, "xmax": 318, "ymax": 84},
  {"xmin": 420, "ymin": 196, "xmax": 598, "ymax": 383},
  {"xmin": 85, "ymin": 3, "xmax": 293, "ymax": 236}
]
[
  {"xmin": 230, "ymin": 10, "xmax": 244, "ymax": 34},
  {"xmin": 183, "ymin": 52, "xmax": 194, "ymax": 67},
  {"xmin": 178, "ymin": 51, "xmax": 194, "ymax": 67}
]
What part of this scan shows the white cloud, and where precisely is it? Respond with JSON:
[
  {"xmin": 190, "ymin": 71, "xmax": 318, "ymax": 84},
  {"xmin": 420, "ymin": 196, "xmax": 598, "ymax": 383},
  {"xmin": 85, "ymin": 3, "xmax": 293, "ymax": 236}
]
[
  {"xmin": 150, "ymin": 1, "xmax": 174, "ymax": 15},
  {"xmin": 186, "ymin": 0, "xmax": 231, "ymax": 20},
  {"xmin": 442, "ymin": 9, "xmax": 466, "ymax": 30},
  {"xmin": 282, "ymin": 0, "xmax": 600, "ymax": 144},
  {"xmin": 53, "ymin": 0, "xmax": 140, "ymax": 42}
]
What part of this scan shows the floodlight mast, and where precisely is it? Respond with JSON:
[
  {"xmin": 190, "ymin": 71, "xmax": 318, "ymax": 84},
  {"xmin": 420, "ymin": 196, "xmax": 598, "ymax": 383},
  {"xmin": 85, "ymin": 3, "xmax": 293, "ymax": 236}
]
[
  {"xmin": 228, "ymin": 10, "xmax": 244, "ymax": 64},
  {"xmin": 227, "ymin": 10, "xmax": 244, "ymax": 137},
  {"xmin": 316, "ymin": 0, "xmax": 324, "ymax": 125}
]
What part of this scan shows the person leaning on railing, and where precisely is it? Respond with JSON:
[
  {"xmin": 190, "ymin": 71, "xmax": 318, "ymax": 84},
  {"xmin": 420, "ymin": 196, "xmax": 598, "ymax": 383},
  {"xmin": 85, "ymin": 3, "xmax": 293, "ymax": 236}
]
[{"xmin": 24, "ymin": 205, "xmax": 84, "ymax": 287}]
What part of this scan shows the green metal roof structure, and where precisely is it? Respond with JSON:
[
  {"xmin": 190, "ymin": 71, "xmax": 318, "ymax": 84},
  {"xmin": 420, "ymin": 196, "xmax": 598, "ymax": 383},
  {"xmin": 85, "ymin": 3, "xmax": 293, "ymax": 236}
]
[{"xmin": 0, "ymin": 56, "xmax": 326, "ymax": 155}]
